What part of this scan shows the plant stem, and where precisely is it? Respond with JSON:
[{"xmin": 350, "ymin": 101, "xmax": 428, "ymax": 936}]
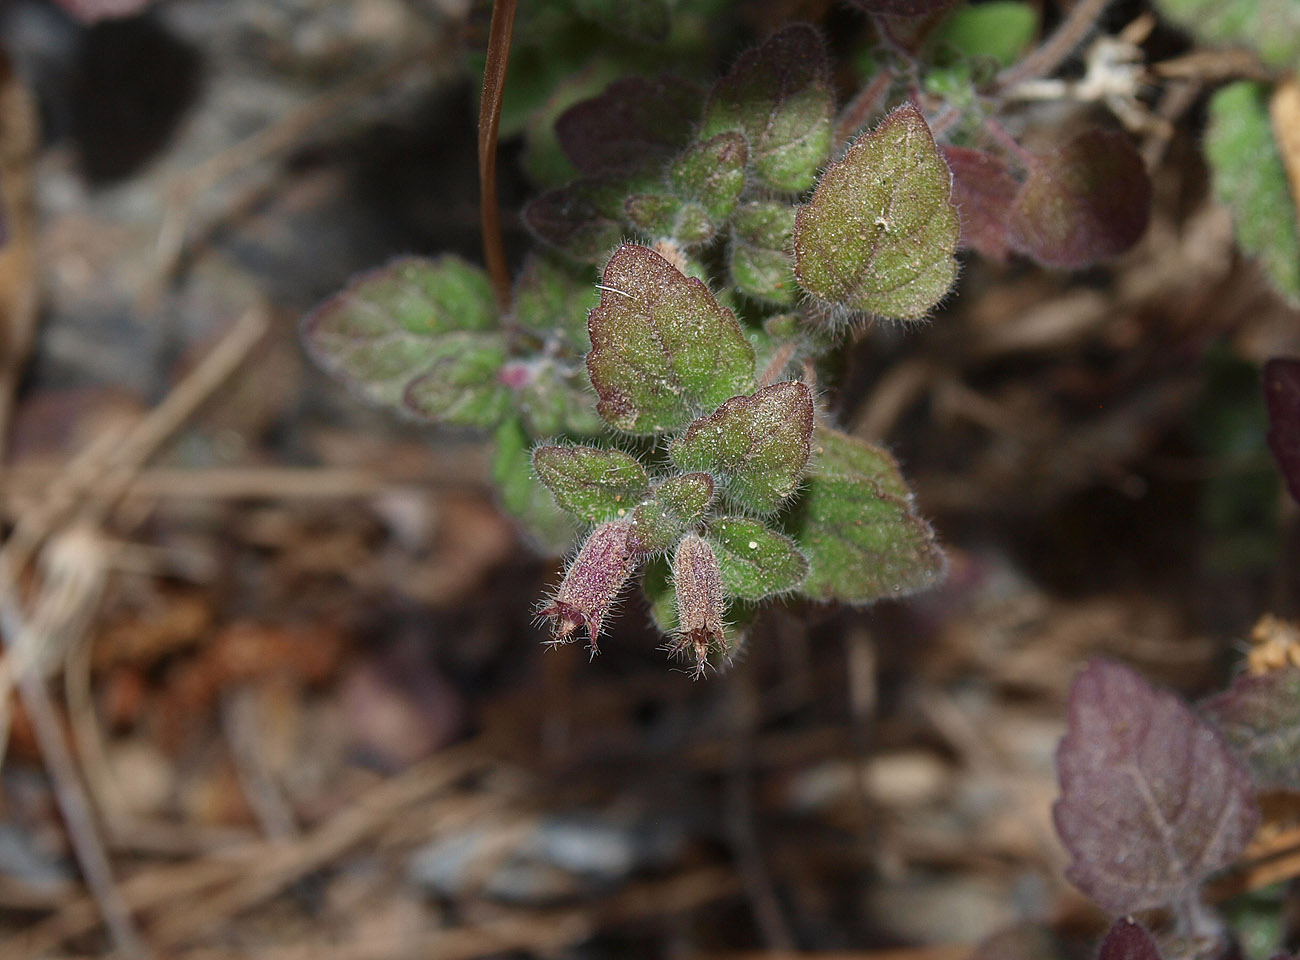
[
  {"xmin": 997, "ymin": 0, "xmax": 1113, "ymax": 92},
  {"xmin": 836, "ymin": 70, "xmax": 895, "ymax": 144},
  {"xmin": 478, "ymin": 0, "xmax": 517, "ymax": 313}
]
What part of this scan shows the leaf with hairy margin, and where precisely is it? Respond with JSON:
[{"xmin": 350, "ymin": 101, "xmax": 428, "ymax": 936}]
[
  {"xmin": 532, "ymin": 444, "xmax": 650, "ymax": 523},
  {"xmin": 700, "ymin": 24, "xmax": 833, "ymax": 193},
  {"xmin": 793, "ymin": 104, "xmax": 958, "ymax": 320},
  {"xmin": 707, "ymin": 516, "xmax": 808, "ymax": 600},
  {"xmin": 586, "ymin": 244, "xmax": 755, "ymax": 434},
  {"xmin": 1054, "ymin": 659, "xmax": 1259, "ymax": 914},
  {"xmin": 556, "ymin": 75, "xmax": 701, "ymax": 176},
  {"xmin": 302, "ymin": 256, "xmax": 501, "ymax": 416},
  {"xmin": 1008, "ymin": 129, "xmax": 1151, "ymax": 269},
  {"xmin": 669, "ymin": 382, "xmax": 814, "ymax": 514}
]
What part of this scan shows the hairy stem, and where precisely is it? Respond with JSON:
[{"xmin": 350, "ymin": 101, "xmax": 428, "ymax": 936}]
[
  {"xmin": 997, "ymin": 0, "xmax": 1113, "ymax": 92},
  {"xmin": 836, "ymin": 70, "xmax": 895, "ymax": 144},
  {"xmin": 478, "ymin": 0, "xmax": 517, "ymax": 312}
]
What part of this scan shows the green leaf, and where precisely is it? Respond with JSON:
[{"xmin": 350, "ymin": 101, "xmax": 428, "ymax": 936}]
[
  {"xmin": 1007, "ymin": 129, "xmax": 1151, "ymax": 269},
  {"xmin": 493, "ymin": 419, "xmax": 579, "ymax": 554},
  {"xmin": 670, "ymin": 132, "xmax": 748, "ymax": 223},
  {"xmin": 1206, "ymin": 82, "xmax": 1300, "ymax": 305},
  {"xmin": 793, "ymin": 103, "xmax": 958, "ymax": 320},
  {"xmin": 1154, "ymin": 0, "xmax": 1300, "ymax": 69},
  {"xmin": 403, "ymin": 333, "xmax": 511, "ymax": 428},
  {"xmin": 730, "ymin": 200, "xmax": 797, "ymax": 305},
  {"xmin": 1202, "ymin": 666, "xmax": 1300, "ymax": 792},
  {"xmin": 707, "ymin": 516, "xmax": 808, "ymax": 600},
  {"xmin": 572, "ymin": 0, "xmax": 671, "ymax": 41},
  {"xmin": 653, "ymin": 472, "xmax": 714, "ymax": 525},
  {"xmin": 504, "ymin": 360, "xmax": 604, "ymax": 437},
  {"xmin": 808, "ymin": 423, "xmax": 909, "ymax": 497},
  {"xmin": 669, "ymin": 381, "xmax": 814, "ymax": 514},
  {"xmin": 586, "ymin": 244, "xmax": 755, "ymax": 434},
  {"xmin": 932, "ymin": 2, "xmax": 1037, "ymax": 67},
  {"xmin": 532, "ymin": 444, "xmax": 651, "ymax": 523},
  {"xmin": 627, "ymin": 472, "xmax": 715, "ymax": 554},
  {"xmin": 786, "ymin": 425, "xmax": 945, "ymax": 603},
  {"xmin": 641, "ymin": 555, "xmax": 679, "ymax": 634},
  {"xmin": 700, "ymin": 24, "xmax": 834, "ymax": 193},
  {"xmin": 511, "ymin": 253, "xmax": 599, "ymax": 351},
  {"xmin": 302, "ymin": 256, "xmax": 501, "ymax": 415}
]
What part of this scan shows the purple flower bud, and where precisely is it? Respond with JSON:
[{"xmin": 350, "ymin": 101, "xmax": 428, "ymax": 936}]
[
  {"xmin": 539, "ymin": 519, "xmax": 637, "ymax": 653},
  {"xmin": 671, "ymin": 534, "xmax": 726, "ymax": 678}
]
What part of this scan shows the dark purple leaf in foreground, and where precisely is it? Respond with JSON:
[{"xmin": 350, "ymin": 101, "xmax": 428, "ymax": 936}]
[
  {"xmin": 1098, "ymin": 919, "xmax": 1163, "ymax": 960},
  {"xmin": 1054, "ymin": 660, "xmax": 1258, "ymax": 913},
  {"xmin": 1009, "ymin": 129, "xmax": 1151, "ymax": 268},
  {"xmin": 555, "ymin": 75, "xmax": 700, "ymax": 176},
  {"xmin": 1202, "ymin": 666, "xmax": 1300, "ymax": 791},
  {"xmin": 1264, "ymin": 358, "xmax": 1300, "ymax": 504},
  {"xmin": 943, "ymin": 145, "xmax": 1020, "ymax": 262}
]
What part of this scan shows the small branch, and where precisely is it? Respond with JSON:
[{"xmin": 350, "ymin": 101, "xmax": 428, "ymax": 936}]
[
  {"xmin": 982, "ymin": 116, "xmax": 1037, "ymax": 168},
  {"xmin": 757, "ymin": 342, "xmax": 798, "ymax": 389},
  {"xmin": 478, "ymin": 0, "xmax": 518, "ymax": 313},
  {"xmin": 997, "ymin": 0, "xmax": 1114, "ymax": 92},
  {"xmin": 836, "ymin": 70, "xmax": 895, "ymax": 144}
]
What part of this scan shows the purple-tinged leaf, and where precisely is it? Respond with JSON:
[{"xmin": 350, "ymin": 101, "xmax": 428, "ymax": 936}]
[
  {"xmin": 1264, "ymin": 358, "xmax": 1300, "ymax": 504},
  {"xmin": 556, "ymin": 76, "xmax": 701, "ymax": 177},
  {"xmin": 793, "ymin": 103, "xmax": 959, "ymax": 321},
  {"xmin": 586, "ymin": 244, "xmax": 755, "ymax": 434},
  {"xmin": 700, "ymin": 25, "xmax": 834, "ymax": 193},
  {"xmin": 532, "ymin": 444, "xmax": 650, "ymax": 524},
  {"xmin": 1098, "ymin": 919, "xmax": 1163, "ymax": 960},
  {"xmin": 1054, "ymin": 660, "xmax": 1259, "ymax": 914},
  {"xmin": 523, "ymin": 178, "xmax": 628, "ymax": 264},
  {"xmin": 1008, "ymin": 129, "xmax": 1151, "ymax": 269},
  {"xmin": 942, "ymin": 145, "xmax": 1020, "ymax": 262},
  {"xmin": 1201, "ymin": 666, "xmax": 1300, "ymax": 791}
]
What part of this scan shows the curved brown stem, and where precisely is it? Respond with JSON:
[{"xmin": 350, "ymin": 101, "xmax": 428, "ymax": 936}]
[{"xmin": 478, "ymin": 0, "xmax": 517, "ymax": 312}]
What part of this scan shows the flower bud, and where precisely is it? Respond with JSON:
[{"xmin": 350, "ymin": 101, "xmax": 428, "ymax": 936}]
[
  {"xmin": 672, "ymin": 534, "xmax": 726, "ymax": 678},
  {"xmin": 539, "ymin": 519, "xmax": 636, "ymax": 653}
]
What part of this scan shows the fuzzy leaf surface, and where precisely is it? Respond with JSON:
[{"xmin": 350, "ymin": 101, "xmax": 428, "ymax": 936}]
[
  {"xmin": 1054, "ymin": 659, "xmax": 1259, "ymax": 914},
  {"xmin": 403, "ymin": 334, "xmax": 511, "ymax": 428},
  {"xmin": 700, "ymin": 24, "xmax": 833, "ymax": 193},
  {"xmin": 669, "ymin": 381, "xmax": 814, "ymax": 514},
  {"xmin": 1265, "ymin": 358, "xmax": 1300, "ymax": 503},
  {"xmin": 511, "ymin": 253, "xmax": 598, "ymax": 351},
  {"xmin": 493, "ymin": 420, "xmax": 578, "ymax": 553},
  {"xmin": 523, "ymin": 177, "xmax": 630, "ymax": 264},
  {"xmin": 302, "ymin": 256, "xmax": 500, "ymax": 415},
  {"xmin": 586, "ymin": 244, "xmax": 755, "ymax": 434},
  {"xmin": 1202, "ymin": 667, "xmax": 1300, "ymax": 791},
  {"xmin": 556, "ymin": 75, "xmax": 701, "ymax": 176},
  {"xmin": 943, "ymin": 145, "xmax": 1020, "ymax": 261},
  {"xmin": 793, "ymin": 104, "xmax": 958, "ymax": 320},
  {"xmin": 1205, "ymin": 83, "xmax": 1300, "ymax": 305},
  {"xmin": 629, "ymin": 472, "xmax": 716, "ymax": 552},
  {"xmin": 730, "ymin": 201, "xmax": 797, "ymax": 305},
  {"xmin": 788, "ymin": 425, "xmax": 944, "ymax": 603},
  {"xmin": 1098, "ymin": 920, "xmax": 1163, "ymax": 960},
  {"xmin": 1008, "ymin": 129, "xmax": 1151, "ymax": 268},
  {"xmin": 532, "ymin": 444, "xmax": 651, "ymax": 523},
  {"xmin": 1154, "ymin": 0, "xmax": 1300, "ymax": 68},
  {"xmin": 707, "ymin": 517, "xmax": 808, "ymax": 600}
]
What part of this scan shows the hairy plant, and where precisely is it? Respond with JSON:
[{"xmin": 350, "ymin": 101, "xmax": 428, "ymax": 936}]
[{"xmin": 302, "ymin": 0, "xmax": 1297, "ymax": 679}]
